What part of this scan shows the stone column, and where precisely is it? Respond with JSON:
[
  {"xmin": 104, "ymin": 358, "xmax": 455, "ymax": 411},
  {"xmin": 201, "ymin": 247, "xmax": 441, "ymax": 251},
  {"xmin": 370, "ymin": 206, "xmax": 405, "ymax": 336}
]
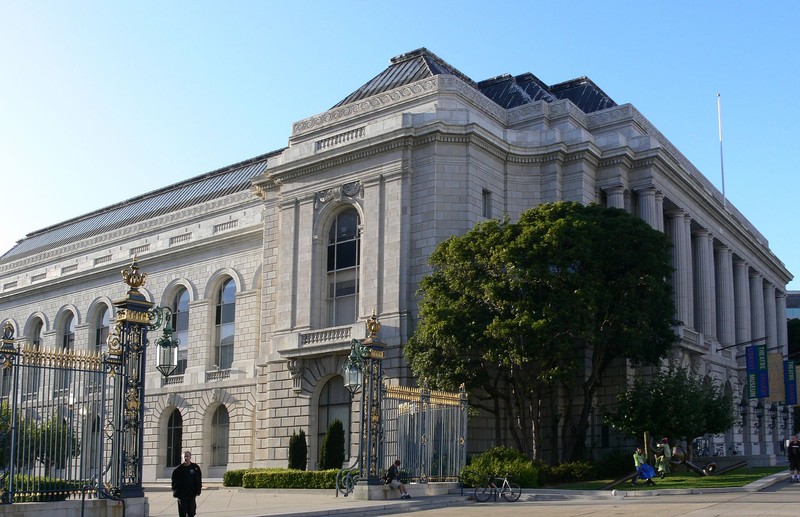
[
  {"xmin": 777, "ymin": 292, "xmax": 788, "ymax": 354},
  {"xmin": 733, "ymin": 259, "xmax": 752, "ymax": 346},
  {"xmin": 692, "ymin": 229, "xmax": 716, "ymax": 338},
  {"xmin": 654, "ymin": 192, "xmax": 665, "ymax": 232},
  {"xmin": 763, "ymin": 283, "xmax": 777, "ymax": 351},
  {"xmin": 714, "ymin": 245, "xmax": 735, "ymax": 347},
  {"xmin": 750, "ymin": 272, "xmax": 765, "ymax": 343},
  {"xmin": 637, "ymin": 187, "xmax": 659, "ymax": 229},
  {"xmin": 606, "ymin": 185, "xmax": 625, "ymax": 209},
  {"xmin": 667, "ymin": 210, "xmax": 693, "ymax": 327}
]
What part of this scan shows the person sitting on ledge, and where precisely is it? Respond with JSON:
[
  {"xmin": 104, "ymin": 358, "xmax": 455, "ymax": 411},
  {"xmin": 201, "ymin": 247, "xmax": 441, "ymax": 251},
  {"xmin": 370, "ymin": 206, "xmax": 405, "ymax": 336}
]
[{"xmin": 386, "ymin": 459, "xmax": 410, "ymax": 499}]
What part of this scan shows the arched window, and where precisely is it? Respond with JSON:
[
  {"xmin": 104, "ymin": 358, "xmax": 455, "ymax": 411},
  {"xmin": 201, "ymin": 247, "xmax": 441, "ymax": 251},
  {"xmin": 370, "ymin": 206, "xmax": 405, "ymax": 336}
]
[
  {"xmin": 90, "ymin": 307, "xmax": 110, "ymax": 391},
  {"xmin": 215, "ymin": 279, "xmax": 235, "ymax": 370},
  {"xmin": 24, "ymin": 319, "xmax": 43, "ymax": 397},
  {"xmin": 327, "ymin": 208, "xmax": 360, "ymax": 326},
  {"xmin": 211, "ymin": 406, "xmax": 229, "ymax": 467},
  {"xmin": 317, "ymin": 376, "xmax": 351, "ymax": 462},
  {"xmin": 55, "ymin": 313, "xmax": 75, "ymax": 394},
  {"xmin": 95, "ymin": 306, "xmax": 110, "ymax": 354},
  {"xmin": 167, "ymin": 409, "xmax": 183, "ymax": 468},
  {"xmin": 171, "ymin": 289, "xmax": 190, "ymax": 375}
]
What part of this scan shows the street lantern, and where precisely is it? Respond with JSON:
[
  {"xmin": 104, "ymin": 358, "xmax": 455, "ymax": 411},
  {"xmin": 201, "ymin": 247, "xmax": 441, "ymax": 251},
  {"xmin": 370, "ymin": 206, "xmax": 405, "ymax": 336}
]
[
  {"xmin": 342, "ymin": 352, "xmax": 363, "ymax": 395},
  {"xmin": 755, "ymin": 400, "xmax": 765, "ymax": 428},
  {"xmin": 153, "ymin": 309, "xmax": 179, "ymax": 378},
  {"xmin": 769, "ymin": 402, "xmax": 778, "ymax": 429},
  {"xmin": 738, "ymin": 398, "xmax": 748, "ymax": 427},
  {"xmin": 340, "ymin": 311, "xmax": 386, "ymax": 486}
]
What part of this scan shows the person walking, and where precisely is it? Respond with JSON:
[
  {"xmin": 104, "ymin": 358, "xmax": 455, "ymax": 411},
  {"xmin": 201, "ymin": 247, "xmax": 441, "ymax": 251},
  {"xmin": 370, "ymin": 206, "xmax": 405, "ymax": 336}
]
[
  {"xmin": 386, "ymin": 459, "xmax": 410, "ymax": 499},
  {"xmin": 172, "ymin": 450, "xmax": 202, "ymax": 517},
  {"xmin": 632, "ymin": 447, "xmax": 655, "ymax": 486},
  {"xmin": 788, "ymin": 435, "xmax": 800, "ymax": 482},
  {"xmin": 655, "ymin": 437, "xmax": 671, "ymax": 479}
]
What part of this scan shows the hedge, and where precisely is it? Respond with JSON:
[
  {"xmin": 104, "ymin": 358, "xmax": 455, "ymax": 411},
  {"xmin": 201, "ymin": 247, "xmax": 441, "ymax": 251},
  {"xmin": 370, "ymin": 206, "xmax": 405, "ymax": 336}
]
[{"xmin": 224, "ymin": 468, "xmax": 340, "ymax": 489}]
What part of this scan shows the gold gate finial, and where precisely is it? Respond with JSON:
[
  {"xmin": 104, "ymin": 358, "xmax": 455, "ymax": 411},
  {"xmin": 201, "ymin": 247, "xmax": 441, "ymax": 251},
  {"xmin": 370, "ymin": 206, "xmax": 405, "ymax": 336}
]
[
  {"xmin": 122, "ymin": 257, "xmax": 147, "ymax": 290},
  {"xmin": 366, "ymin": 309, "xmax": 380, "ymax": 338}
]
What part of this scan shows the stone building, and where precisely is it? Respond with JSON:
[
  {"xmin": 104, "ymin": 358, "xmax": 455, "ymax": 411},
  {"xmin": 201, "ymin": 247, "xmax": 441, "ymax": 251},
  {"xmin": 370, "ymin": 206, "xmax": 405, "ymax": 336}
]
[{"xmin": 0, "ymin": 48, "xmax": 791, "ymax": 479}]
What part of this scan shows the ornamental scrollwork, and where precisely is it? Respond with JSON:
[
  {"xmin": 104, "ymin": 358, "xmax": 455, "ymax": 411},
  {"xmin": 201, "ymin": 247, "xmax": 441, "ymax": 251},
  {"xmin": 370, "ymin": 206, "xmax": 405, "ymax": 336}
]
[{"xmin": 314, "ymin": 181, "xmax": 363, "ymax": 209}]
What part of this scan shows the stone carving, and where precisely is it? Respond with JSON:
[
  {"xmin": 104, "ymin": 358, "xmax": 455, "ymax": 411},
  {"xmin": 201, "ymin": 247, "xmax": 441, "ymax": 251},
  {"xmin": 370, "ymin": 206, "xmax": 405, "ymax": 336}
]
[
  {"xmin": 287, "ymin": 359, "xmax": 305, "ymax": 393},
  {"xmin": 314, "ymin": 181, "xmax": 363, "ymax": 209}
]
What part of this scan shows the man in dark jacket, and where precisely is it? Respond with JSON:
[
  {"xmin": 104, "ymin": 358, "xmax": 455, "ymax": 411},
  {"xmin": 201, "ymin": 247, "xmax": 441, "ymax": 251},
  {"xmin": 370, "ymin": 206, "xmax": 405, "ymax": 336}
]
[
  {"xmin": 788, "ymin": 435, "xmax": 800, "ymax": 482},
  {"xmin": 172, "ymin": 451, "xmax": 202, "ymax": 517}
]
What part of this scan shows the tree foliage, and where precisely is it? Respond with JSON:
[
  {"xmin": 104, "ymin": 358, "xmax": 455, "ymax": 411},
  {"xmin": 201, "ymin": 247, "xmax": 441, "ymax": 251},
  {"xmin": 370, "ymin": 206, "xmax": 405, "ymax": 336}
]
[
  {"xmin": 406, "ymin": 202, "xmax": 677, "ymax": 461},
  {"xmin": 318, "ymin": 420, "xmax": 344, "ymax": 470},
  {"xmin": 288, "ymin": 429, "xmax": 308, "ymax": 470},
  {"xmin": 603, "ymin": 366, "xmax": 735, "ymax": 457}
]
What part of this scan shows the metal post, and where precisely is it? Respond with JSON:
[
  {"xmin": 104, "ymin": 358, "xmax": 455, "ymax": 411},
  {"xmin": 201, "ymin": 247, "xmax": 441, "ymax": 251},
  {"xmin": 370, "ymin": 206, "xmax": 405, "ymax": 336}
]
[
  {"xmin": 106, "ymin": 258, "xmax": 178, "ymax": 499},
  {"xmin": 342, "ymin": 312, "xmax": 386, "ymax": 486}
]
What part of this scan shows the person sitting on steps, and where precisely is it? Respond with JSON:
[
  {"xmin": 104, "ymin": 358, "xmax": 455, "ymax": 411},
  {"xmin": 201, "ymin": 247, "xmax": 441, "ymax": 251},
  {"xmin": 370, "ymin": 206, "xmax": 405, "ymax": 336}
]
[{"xmin": 386, "ymin": 459, "xmax": 410, "ymax": 499}]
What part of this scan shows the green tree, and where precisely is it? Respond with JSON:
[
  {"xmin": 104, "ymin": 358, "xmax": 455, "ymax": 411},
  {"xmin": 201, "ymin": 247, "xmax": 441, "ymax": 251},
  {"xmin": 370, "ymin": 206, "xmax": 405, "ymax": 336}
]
[
  {"xmin": 788, "ymin": 318, "xmax": 800, "ymax": 361},
  {"xmin": 318, "ymin": 420, "xmax": 344, "ymax": 470},
  {"xmin": 603, "ymin": 366, "xmax": 734, "ymax": 459},
  {"xmin": 406, "ymin": 202, "xmax": 677, "ymax": 461},
  {"xmin": 288, "ymin": 429, "xmax": 308, "ymax": 470}
]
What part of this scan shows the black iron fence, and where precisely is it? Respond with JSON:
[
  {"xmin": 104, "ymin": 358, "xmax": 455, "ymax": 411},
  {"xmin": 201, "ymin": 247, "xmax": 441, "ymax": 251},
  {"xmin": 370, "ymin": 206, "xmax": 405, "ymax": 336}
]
[
  {"xmin": 0, "ymin": 323, "xmax": 117, "ymax": 503},
  {"xmin": 382, "ymin": 384, "xmax": 467, "ymax": 483}
]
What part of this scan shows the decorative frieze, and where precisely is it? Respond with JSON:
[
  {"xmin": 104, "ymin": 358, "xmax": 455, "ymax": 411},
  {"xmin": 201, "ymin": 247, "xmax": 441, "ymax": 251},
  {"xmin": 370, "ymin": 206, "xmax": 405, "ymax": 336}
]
[{"xmin": 314, "ymin": 181, "xmax": 363, "ymax": 210}]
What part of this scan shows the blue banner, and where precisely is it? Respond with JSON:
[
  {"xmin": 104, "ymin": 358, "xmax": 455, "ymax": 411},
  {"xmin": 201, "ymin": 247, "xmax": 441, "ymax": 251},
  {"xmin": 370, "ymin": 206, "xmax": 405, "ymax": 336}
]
[
  {"xmin": 785, "ymin": 359, "xmax": 797, "ymax": 405},
  {"xmin": 745, "ymin": 345, "xmax": 769, "ymax": 399}
]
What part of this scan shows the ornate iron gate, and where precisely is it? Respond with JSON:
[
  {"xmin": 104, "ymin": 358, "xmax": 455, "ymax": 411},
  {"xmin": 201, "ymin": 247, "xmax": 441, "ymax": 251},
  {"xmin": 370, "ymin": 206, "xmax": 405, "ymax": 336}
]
[
  {"xmin": 0, "ymin": 259, "xmax": 176, "ymax": 504},
  {"xmin": 382, "ymin": 384, "xmax": 467, "ymax": 483},
  {"xmin": 0, "ymin": 322, "xmax": 118, "ymax": 503}
]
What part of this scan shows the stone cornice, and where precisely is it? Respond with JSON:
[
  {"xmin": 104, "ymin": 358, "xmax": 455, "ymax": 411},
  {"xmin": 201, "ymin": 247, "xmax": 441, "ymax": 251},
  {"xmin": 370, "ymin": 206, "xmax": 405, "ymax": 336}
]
[
  {"xmin": 0, "ymin": 191, "xmax": 259, "ymax": 275},
  {"xmin": 292, "ymin": 77, "xmax": 440, "ymax": 137}
]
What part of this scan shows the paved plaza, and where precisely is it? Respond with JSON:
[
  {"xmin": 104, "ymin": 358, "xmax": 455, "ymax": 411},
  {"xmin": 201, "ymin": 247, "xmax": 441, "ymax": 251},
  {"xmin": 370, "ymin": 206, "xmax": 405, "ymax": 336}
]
[{"xmin": 142, "ymin": 470, "xmax": 799, "ymax": 517}]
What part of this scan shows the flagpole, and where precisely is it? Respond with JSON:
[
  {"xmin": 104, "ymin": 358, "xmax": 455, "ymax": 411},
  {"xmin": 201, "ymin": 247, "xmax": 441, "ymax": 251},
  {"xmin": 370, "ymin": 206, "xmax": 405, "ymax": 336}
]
[{"xmin": 717, "ymin": 93, "xmax": 726, "ymax": 208}]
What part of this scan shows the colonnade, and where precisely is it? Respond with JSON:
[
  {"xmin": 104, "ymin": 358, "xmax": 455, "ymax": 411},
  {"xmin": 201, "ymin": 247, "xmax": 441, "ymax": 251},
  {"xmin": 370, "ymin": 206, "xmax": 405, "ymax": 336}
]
[{"xmin": 607, "ymin": 184, "xmax": 790, "ymax": 456}]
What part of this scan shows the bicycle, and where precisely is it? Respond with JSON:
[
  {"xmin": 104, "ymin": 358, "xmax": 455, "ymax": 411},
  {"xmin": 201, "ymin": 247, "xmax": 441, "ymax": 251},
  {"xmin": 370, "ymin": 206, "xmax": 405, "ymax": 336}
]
[{"xmin": 474, "ymin": 473, "xmax": 521, "ymax": 502}]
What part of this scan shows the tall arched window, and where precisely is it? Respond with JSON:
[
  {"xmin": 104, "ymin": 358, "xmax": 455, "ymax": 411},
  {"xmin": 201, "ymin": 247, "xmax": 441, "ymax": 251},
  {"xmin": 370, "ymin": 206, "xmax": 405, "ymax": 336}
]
[
  {"xmin": 317, "ymin": 376, "xmax": 351, "ymax": 462},
  {"xmin": 24, "ymin": 319, "xmax": 43, "ymax": 397},
  {"xmin": 90, "ymin": 307, "xmax": 110, "ymax": 391},
  {"xmin": 95, "ymin": 306, "xmax": 110, "ymax": 354},
  {"xmin": 327, "ymin": 208, "xmax": 360, "ymax": 327},
  {"xmin": 215, "ymin": 279, "xmax": 235, "ymax": 370},
  {"xmin": 55, "ymin": 313, "xmax": 75, "ymax": 394},
  {"xmin": 211, "ymin": 406, "xmax": 229, "ymax": 467},
  {"xmin": 171, "ymin": 289, "xmax": 190, "ymax": 375},
  {"xmin": 167, "ymin": 409, "xmax": 183, "ymax": 468}
]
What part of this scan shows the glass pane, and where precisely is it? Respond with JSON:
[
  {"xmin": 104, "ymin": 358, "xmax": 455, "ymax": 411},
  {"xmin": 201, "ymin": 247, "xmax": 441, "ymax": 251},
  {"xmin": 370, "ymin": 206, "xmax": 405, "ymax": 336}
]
[
  {"xmin": 335, "ymin": 241, "xmax": 357, "ymax": 269},
  {"xmin": 334, "ymin": 295, "xmax": 356, "ymax": 326},
  {"xmin": 337, "ymin": 210, "xmax": 358, "ymax": 241},
  {"xmin": 221, "ymin": 280, "xmax": 236, "ymax": 304},
  {"xmin": 327, "ymin": 244, "xmax": 336, "ymax": 271},
  {"xmin": 220, "ymin": 303, "xmax": 235, "ymax": 324}
]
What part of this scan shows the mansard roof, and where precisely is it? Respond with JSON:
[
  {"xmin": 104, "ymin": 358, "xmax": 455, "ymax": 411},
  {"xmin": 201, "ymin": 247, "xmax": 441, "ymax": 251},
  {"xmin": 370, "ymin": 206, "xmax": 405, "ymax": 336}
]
[
  {"xmin": 333, "ymin": 48, "xmax": 617, "ymax": 113},
  {"xmin": 0, "ymin": 152, "xmax": 279, "ymax": 263}
]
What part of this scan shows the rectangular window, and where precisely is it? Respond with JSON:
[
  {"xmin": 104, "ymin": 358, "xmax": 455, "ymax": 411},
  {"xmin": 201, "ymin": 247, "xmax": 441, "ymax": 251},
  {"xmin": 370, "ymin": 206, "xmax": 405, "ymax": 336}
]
[{"xmin": 482, "ymin": 190, "xmax": 492, "ymax": 219}]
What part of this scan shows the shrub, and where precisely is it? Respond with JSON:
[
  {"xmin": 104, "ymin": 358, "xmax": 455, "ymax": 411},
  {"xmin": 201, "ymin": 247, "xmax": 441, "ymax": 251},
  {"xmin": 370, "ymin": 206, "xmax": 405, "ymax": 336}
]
[
  {"xmin": 460, "ymin": 446, "xmax": 540, "ymax": 488},
  {"xmin": 241, "ymin": 468, "xmax": 339, "ymax": 489},
  {"xmin": 288, "ymin": 429, "xmax": 308, "ymax": 470},
  {"xmin": 223, "ymin": 469, "xmax": 248, "ymax": 487},
  {"xmin": 319, "ymin": 419, "xmax": 344, "ymax": 470},
  {"xmin": 595, "ymin": 449, "xmax": 634, "ymax": 479},
  {"xmin": 540, "ymin": 460, "xmax": 597, "ymax": 484}
]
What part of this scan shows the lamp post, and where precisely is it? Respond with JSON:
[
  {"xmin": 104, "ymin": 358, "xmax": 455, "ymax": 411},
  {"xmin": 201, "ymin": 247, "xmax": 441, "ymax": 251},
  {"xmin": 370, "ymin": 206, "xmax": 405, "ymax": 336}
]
[
  {"xmin": 782, "ymin": 404, "xmax": 790, "ymax": 430},
  {"xmin": 738, "ymin": 398, "xmax": 748, "ymax": 431},
  {"xmin": 108, "ymin": 258, "xmax": 179, "ymax": 498},
  {"xmin": 768, "ymin": 402, "xmax": 778, "ymax": 430},
  {"xmin": 754, "ymin": 400, "xmax": 764, "ymax": 429},
  {"xmin": 341, "ymin": 311, "xmax": 385, "ymax": 485}
]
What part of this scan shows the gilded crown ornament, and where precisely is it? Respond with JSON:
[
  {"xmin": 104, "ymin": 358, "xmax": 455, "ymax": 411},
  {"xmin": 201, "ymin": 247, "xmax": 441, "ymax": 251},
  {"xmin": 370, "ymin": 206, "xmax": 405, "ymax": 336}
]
[
  {"xmin": 121, "ymin": 257, "xmax": 147, "ymax": 291},
  {"xmin": 366, "ymin": 309, "xmax": 381, "ymax": 338}
]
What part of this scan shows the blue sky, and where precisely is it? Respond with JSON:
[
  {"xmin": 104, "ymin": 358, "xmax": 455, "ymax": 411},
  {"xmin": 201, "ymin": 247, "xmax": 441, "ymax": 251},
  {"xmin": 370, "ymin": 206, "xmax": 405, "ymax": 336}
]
[{"xmin": 1, "ymin": 1, "xmax": 798, "ymax": 288}]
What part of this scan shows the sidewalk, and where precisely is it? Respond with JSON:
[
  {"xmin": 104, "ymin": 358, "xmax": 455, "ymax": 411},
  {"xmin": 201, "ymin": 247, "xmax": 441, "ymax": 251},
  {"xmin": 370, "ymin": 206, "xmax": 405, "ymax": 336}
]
[
  {"xmin": 145, "ymin": 484, "xmax": 470, "ymax": 517},
  {"xmin": 143, "ymin": 470, "xmax": 790, "ymax": 517}
]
